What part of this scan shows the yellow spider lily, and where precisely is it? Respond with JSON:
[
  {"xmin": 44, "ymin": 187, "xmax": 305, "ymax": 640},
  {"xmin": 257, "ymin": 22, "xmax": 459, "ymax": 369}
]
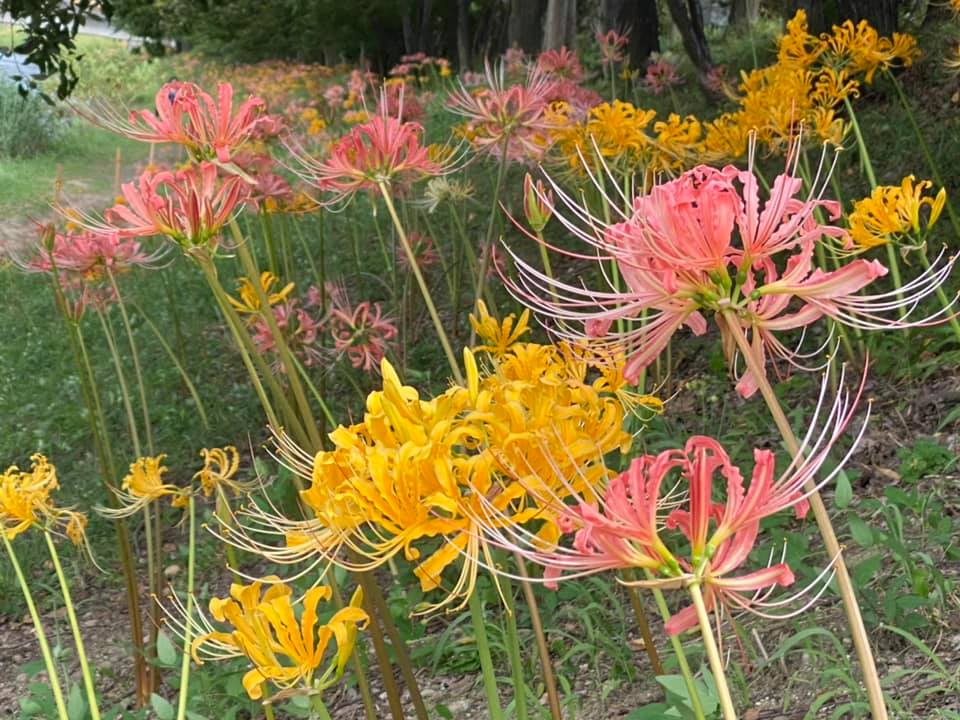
[
  {"xmin": 469, "ymin": 300, "xmax": 530, "ymax": 356},
  {"xmin": 228, "ymin": 271, "xmax": 295, "ymax": 315},
  {"xmin": 98, "ymin": 455, "xmax": 185, "ymax": 518},
  {"xmin": 193, "ymin": 446, "xmax": 256, "ymax": 497},
  {"xmin": 848, "ymin": 176, "xmax": 947, "ymax": 249},
  {"xmin": 189, "ymin": 578, "xmax": 368, "ymax": 701}
]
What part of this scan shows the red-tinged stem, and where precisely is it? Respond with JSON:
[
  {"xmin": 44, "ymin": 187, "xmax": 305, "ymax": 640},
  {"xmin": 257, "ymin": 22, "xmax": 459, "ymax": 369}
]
[{"xmin": 721, "ymin": 311, "xmax": 887, "ymax": 720}]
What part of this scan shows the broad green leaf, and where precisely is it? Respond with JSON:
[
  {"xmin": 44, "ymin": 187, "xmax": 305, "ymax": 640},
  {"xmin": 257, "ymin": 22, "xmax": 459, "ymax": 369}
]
[
  {"xmin": 848, "ymin": 516, "xmax": 874, "ymax": 546},
  {"xmin": 67, "ymin": 684, "xmax": 87, "ymax": 720},
  {"xmin": 151, "ymin": 693, "xmax": 175, "ymax": 720},
  {"xmin": 834, "ymin": 470, "xmax": 852, "ymax": 509},
  {"xmin": 156, "ymin": 628, "xmax": 178, "ymax": 667}
]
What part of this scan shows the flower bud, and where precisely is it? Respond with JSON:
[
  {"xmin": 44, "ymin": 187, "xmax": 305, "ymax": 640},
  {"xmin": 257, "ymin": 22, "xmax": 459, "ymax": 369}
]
[{"xmin": 523, "ymin": 173, "xmax": 554, "ymax": 233}]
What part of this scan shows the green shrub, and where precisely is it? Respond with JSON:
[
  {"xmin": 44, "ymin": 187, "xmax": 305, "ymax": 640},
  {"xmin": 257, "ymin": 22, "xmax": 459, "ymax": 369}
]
[{"xmin": 0, "ymin": 80, "xmax": 65, "ymax": 158}]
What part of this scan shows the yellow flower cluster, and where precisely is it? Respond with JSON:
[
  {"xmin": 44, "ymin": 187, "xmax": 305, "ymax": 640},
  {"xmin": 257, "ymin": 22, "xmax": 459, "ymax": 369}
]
[
  {"xmin": 848, "ymin": 175, "xmax": 947, "ymax": 249},
  {"xmin": 0, "ymin": 454, "xmax": 88, "ymax": 547},
  {"xmin": 191, "ymin": 578, "xmax": 367, "ymax": 700},
  {"xmin": 705, "ymin": 10, "xmax": 920, "ymax": 159},
  {"xmin": 229, "ymin": 271, "xmax": 296, "ymax": 315},
  {"xmin": 247, "ymin": 303, "xmax": 642, "ymax": 613},
  {"xmin": 549, "ymin": 100, "xmax": 703, "ymax": 176}
]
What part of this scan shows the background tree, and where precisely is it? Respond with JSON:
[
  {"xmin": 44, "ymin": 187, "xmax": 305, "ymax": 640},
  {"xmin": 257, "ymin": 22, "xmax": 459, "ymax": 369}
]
[
  {"xmin": 784, "ymin": 0, "xmax": 902, "ymax": 34},
  {"xmin": 543, "ymin": 0, "xmax": 576, "ymax": 51},
  {"xmin": 664, "ymin": 0, "xmax": 714, "ymax": 89},
  {"xmin": 1, "ymin": 0, "xmax": 113, "ymax": 98},
  {"xmin": 508, "ymin": 0, "xmax": 547, "ymax": 55},
  {"xmin": 602, "ymin": 0, "xmax": 660, "ymax": 70}
]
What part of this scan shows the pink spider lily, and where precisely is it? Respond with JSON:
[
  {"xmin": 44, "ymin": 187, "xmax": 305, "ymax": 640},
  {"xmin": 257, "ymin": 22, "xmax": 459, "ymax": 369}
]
[
  {"xmin": 76, "ymin": 81, "xmax": 268, "ymax": 163},
  {"xmin": 26, "ymin": 228, "xmax": 166, "ymax": 281},
  {"xmin": 447, "ymin": 63, "xmax": 555, "ymax": 163},
  {"xmin": 596, "ymin": 29, "xmax": 629, "ymax": 65},
  {"xmin": 292, "ymin": 93, "xmax": 443, "ymax": 204},
  {"xmin": 65, "ymin": 163, "xmax": 249, "ymax": 252},
  {"xmin": 643, "ymin": 60, "xmax": 684, "ymax": 95},
  {"xmin": 503, "ymin": 145, "xmax": 957, "ymax": 396},
  {"xmin": 470, "ymin": 365, "xmax": 867, "ymax": 635},
  {"xmin": 327, "ymin": 287, "xmax": 398, "ymax": 373},
  {"xmin": 251, "ymin": 298, "xmax": 325, "ymax": 373},
  {"xmin": 394, "ymin": 231, "xmax": 440, "ymax": 271},
  {"xmin": 536, "ymin": 47, "xmax": 585, "ymax": 82}
]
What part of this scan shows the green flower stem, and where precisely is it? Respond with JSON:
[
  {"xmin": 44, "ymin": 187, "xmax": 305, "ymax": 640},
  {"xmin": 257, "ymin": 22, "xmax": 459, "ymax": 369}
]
[
  {"xmin": 498, "ymin": 573, "xmax": 529, "ymax": 720},
  {"xmin": 843, "ymin": 97, "xmax": 906, "ymax": 316},
  {"xmin": 95, "ymin": 309, "xmax": 141, "ymax": 456},
  {"xmin": 378, "ymin": 181, "xmax": 464, "ymax": 385},
  {"xmin": 73, "ymin": 326, "xmax": 149, "ymax": 704},
  {"xmin": 131, "ymin": 301, "xmax": 210, "ymax": 430},
  {"xmin": 327, "ymin": 576, "xmax": 377, "ymax": 720},
  {"xmin": 44, "ymin": 532, "xmax": 100, "ymax": 720},
  {"xmin": 311, "ymin": 695, "xmax": 334, "ymax": 720},
  {"xmin": 3, "ymin": 534, "xmax": 69, "ymax": 720},
  {"xmin": 106, "ymin": 268, "xmax": 155, "ymax": 454},
  {"xmin": 468, "ymin": 589, "xmax": 505, "ymax": 720},
  {"xmin": 215, "ymin": 488, "xmax": 240, "ymax": 576},
  {"xmin": 621, "ymin": 571, "xmax": 664, "ymax": 676},
  {"xmin": 469, "ymin": 140, "xmax": 512, "ymax": 342},
  {"xmin": 513, "ymin": 554, "xmax": 563, "ymax": 720},
  {"xmin": 175, "ymin": 495, "xmax": 197, "ymax": 720},
  {"xmin": 688, "ymin": 582, "xmax": 737, "ymax": 720},
  {"xmin": 355, "ymin": 572, "xmax": 405, "ymax": 720},
  {"xmin": 644, "ymin": 573, "xmax": 707, "ymax": 720},
  {"xmin": 886, "ymin": 70, "xmax": 960, "ymax": 240},
  {"xmin": 231, "ymin": 221, "xmax": 324, "ymax": 452},
  {"xmin": 721, "ymin": 310, "xmax": 887, "ymax": 720}
]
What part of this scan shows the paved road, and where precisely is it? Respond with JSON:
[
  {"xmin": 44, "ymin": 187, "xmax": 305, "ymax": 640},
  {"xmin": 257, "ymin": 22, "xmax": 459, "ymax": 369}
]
[{"xmin": 1, "ymin": 14, "xmax": 132, "ymax": 80}]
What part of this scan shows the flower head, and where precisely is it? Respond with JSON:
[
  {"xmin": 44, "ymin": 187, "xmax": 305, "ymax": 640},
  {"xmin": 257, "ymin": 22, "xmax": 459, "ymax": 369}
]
[
  {"xmin": 194, "ymin": 446, "xmax": 256, "ymax": 497},
  {"xmin": 188, "ymin": 579, "xmax": 368, "ymax": 700},
  {"xmin": 98, "ymin": 455, "xmax": 185, "ymax": 518},
  {"xmin": 848, "ymin": 176, "xmax": 947, "ymax": 249},
  {"xmin": 229, "ymin": 271, "xmax": 296, "ymax": 316},
  {"xmin": 643, "ymin": 59, "xmax": 684, "ymax": 95},
  {"xmin": 537, "ymin": 47, "xmax": 584, "ymax": 82},
  {"xmin": 596, "ymin": 29, "xmax": 629, "ymax": 65},
  {"xmin": 79, "ymin": 81, "xmax": 268, "ymax": 163},
  {"xmin": 1, "ymin": 454, "xmax": 91, "ymax": 548},
  {"xmin": 327, "ymin": 288, "xmax": 398, "ymax": 372}
]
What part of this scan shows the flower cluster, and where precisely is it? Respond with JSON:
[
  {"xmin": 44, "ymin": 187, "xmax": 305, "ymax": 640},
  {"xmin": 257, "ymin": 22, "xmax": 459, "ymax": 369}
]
[
  {"xmin": 186, "ymin": 578, "xmax": 368, "ymax": 700},
  {"xmin": 225, "ymin": 303, "xmax": 644, "ymax": 612},
  {"xmin": 848, "ymin": 175, "xmax": 947, "ymax": 249},
  {"xmin": 0, "ymin": 454, "xmax": 89, "ymax": 547}
]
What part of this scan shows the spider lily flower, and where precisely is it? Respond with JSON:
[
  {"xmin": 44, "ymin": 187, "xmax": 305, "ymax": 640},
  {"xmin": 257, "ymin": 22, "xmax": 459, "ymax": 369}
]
[
  {"xmin": 0, "ymin": 454, "xmax": 92, "ymax": 551},
  {"xmin": 193, "ymin": 446, "xmax": 257, "ymax": 497},
  {"xmin": 25, "ymin": 229, "xmax": 166, "ymax": 281},
  {"xmin": 212, "ymin": 329, "xmax": 631, "ymax": 614},
  {"xmin": 596, "ymin": 29, "xmax": 629, "ymax": 65},
  {"xmin": 229, "ymin": 271, "xmax": 296, "ymax": 316},
  {"xmin": 447, "ymin": 63, "xmax": 554, "ymax": 163},
  {"xmin": 643, "ymin": 59, "xmax": 684, "ymax": 95},
  {"xmin": 292, "ymin": 94, "xmax": 444, "ymax": 204},
  {"xmin": 469, "ymin": 299, "xmax": 530, "ymax": 356},
  {"xmin": 97, "ymin": 455, "xmax": 186, "ymax": 518},
  {"xmin": 77, "ymin": 81, "xmax": 268, "ymax": 163},
  {"xmin": 328, "ymin": 298, "xmax": 398, "ymax": 373},
  {"xmin": 67, "ymin": 163, "xmax": 249, "ymax": 254},
  {"xmin": 505, "ymin": 151, "xmax": 957, "ymax": 396},
  {"xmin": 536, "ymin": 46, "xmax": 584, "ymax": 82},
  {"xmin": 175, "ymin": 578, "xmax": 367, "ymax": 700},
  {"xmin": 523, "ymin": 173, "xmax": 554, "ymax": 233},
  {"xmin": 474, "ymin": 365, "xmax": 867, "ymax": 634},
  {"xmin": 848, "ymin": 176, "xmax": 947, "ymax": 250}
]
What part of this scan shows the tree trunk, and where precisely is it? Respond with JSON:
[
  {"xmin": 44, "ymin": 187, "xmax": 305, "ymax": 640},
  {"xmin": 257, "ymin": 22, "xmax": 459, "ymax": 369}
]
[
  {"xmin": 729, "ymin": 0, "xmax": 761, "ymax": 27},
  {"xmin": 401, "ymin": 2, "xmax": 415, "ymax": 54},
  {"xmin": 785, "ymin": 0, "xmax": 828, "ymax": 34},
  {"xmin": 508, "ymin": 0, "xmax": 546, "ymax": 54},
  {"xmin": 457, "ymin": 0, "xmax": 470, "ymax": 69},
  {"xmin": 664, "ymin": 0, "xmax": 713, "ymax": 84},
  {"xmin": 419, "ymin": 0, "xmax": 434, "ymax": 55},
  {"xmin": 543, "ymin": 0, "xmax": 575, "ymax": 50},
  {"xmin": 603, "ymin": 0, "xmax": 659, "ymax": 69},
  {"xmin": 836, "ymin": 0, "xmax": 900, "ymax": 35}
]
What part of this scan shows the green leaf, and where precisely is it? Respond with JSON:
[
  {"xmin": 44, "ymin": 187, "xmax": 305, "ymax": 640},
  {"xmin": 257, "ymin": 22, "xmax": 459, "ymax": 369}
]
[
  {"xmin": 852, "ymin": 555, "xmax": 882, "ymax": 587},
  {"xmin": 627, "ymin": 704, "xmax": 673, "ymax": 719},
  {"xmin": 834, "ymin": 470, "xmax": 852, "ymax": 509},
  {"xmin": 435, "ymin": 705, "xmax": 454, "ymax": 719},
  {"xmin": 156, "ymin": 628, "xmax": 178, "ymax": 667},
  {"xmin": 67, "ymin": 684, "xmax": 87, "ymax": 720},
  {"xmin": 151, "ymin": 693, "xmax": 175, "ymax": 720},
  {"xmin": 848, "ymin": 516, "xmax": 874, "ymax": 546}
]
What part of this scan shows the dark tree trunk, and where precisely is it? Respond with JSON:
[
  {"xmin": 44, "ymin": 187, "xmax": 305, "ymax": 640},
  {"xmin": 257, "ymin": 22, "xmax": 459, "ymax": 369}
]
[
  {"xmin": 457, "ymin": 0, "xmax": 470, "ymax": 69},
  {"xmin": 543, "ymin": 0, "xmax": 576, "ymax": 50},
  {"xmin": 419, "ymin": 0, "xmax": 434, "ymax": 55},
  {"xmin": 785, "ymin": 0, "xmax": 828, "ymax": 34},
  {"xmin": 836, "ymin": 0, "xmax": 900, "ymax": 35},
  {"xmin": 729, "ymin": 0, "xmax": 761, "ymax": 27},
  {"xmin": 603, "ymin": 0, "xmax": 659, "ymax": 69},
  {"xmin": 401, "ymin": 3, "xmax": 415, "ymax": 54},
  {"xmin": 508, "ymin": 0, "xmax": 546, "ymax": 54},
  {"xmin": 665, "ymin": 0, "xmax": 713, "ymax": 84}
]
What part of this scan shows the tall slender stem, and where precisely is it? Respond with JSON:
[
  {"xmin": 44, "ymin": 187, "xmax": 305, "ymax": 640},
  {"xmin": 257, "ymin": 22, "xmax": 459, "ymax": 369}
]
[
  {"xmin": 3, "ymin": 534, "xmax": 69, "ymax": 720},
  {"xmin": 175, "ymin": 495, "xmax": 197, "ymax": 720},
  {"xmin": 470, "ymin": 141, "xmax": 512, "ymax": 341},
  {"xmin": 688, "ymin": 583, "xmax": 737, "ymax": 720},
  {"xmin": 468, "ymin": 590, "xmax": 505, "ymax": 720},
  {"xmin": 231, "ymin": 221, "xmax": 324, "ymax": 452},
  {"xmin": 356, "ymin": 572, "xmax": 405, "ymax": 720},
  {"xmin": 96, "ymin": 309, "xmax": 141, "ymax": 456},
  {"xmin": 720, "ymin": 311, "xmax": 887, "ymax": 719},
  {"xmin": 499, "ymin": 574, "xmax": 529, "ymax": 720},
  {"xmin": 645, "ymin": 572, "xmax": 706, "ymax": 720},
  {"xmin": 45, "ymin": 532, "xmax": 101, "ymax": 720},
  {"xmin": 378, "ymin": 182, "xmax": 464, "ymax": 384},
  {"xmin": 327, "ymin": 575, "xmax": 377, "ymax": 720},
  {"xmin": 514, "ymin": 554, "xmax": 562, "ymax": 720},
  {"xmin": 621, "ymin": 571, "xmax": 664, "ymax": 676},
  {"xmin": 311, "ymin": 694, "xmax": 334, "ymax": 720}
]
